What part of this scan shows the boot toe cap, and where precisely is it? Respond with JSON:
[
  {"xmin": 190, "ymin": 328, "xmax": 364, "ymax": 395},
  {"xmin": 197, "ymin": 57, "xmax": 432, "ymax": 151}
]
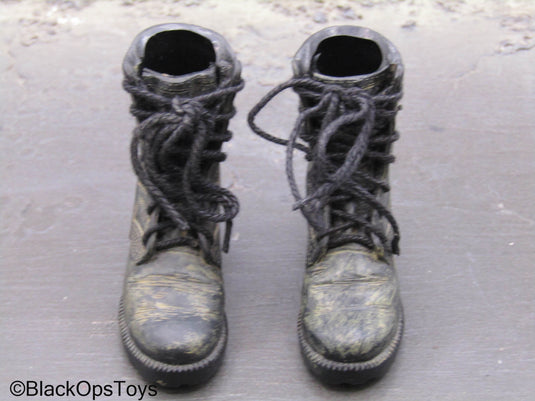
[
  {"xmin": 123, "ymin": 251, "xmax": 226, "ymax": 366},
  {"xmin": 302, "ymin": 306, "xmax": 399, "ymax": 362},
  {"xmin": 129, "ymin": 317, "xmax": 223, "ymax": 365},
  {"xmin": 301, "ymin": 247, "xmax": 402, "ymax": 363}
]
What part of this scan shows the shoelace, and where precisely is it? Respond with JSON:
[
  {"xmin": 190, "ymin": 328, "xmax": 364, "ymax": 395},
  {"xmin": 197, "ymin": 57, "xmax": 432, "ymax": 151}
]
[
  {"xmin": 248, "ymin": 77, "xmax": 402, "ymax": 254},
  {"xmin": 124, "ymin": 77, "xmax": 244, "ymax": 260}
]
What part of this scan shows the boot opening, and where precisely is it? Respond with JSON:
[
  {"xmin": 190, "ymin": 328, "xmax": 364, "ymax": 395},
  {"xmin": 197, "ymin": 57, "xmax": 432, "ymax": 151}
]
[
  {"xmin": 315, "ymin": 36, "xmax": 382, "ymax": 77},
  {"xmin": 143, "ymin": 30, "xmax": 216, "ymax": 76}
]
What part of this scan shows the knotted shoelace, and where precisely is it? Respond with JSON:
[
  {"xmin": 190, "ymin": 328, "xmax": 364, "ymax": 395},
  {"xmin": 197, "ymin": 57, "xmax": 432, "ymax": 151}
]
[
  {"xmin": 248, "ymin": 77, "xmax": 402, "ymax": 254},
  {"xmin": 124, "ymin": 77, "xmax": 244, "ymax": 260}
]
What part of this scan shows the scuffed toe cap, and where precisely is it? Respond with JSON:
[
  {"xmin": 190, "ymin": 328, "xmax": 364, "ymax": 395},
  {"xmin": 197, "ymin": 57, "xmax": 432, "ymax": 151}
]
[
  {"xmin": 303, "ymin": 305, "xmax": 399, "ymax": 362},
  {"xmin": 129, "ymin": 317, "xmax": 223, "ymax": 365},
  {"xmin": 122, "ymin": 249, "xmax": 226, "ymax": 366},
  {"xmin": 301, "ymin": 245, "xmax": 402, "ymax": 363}
]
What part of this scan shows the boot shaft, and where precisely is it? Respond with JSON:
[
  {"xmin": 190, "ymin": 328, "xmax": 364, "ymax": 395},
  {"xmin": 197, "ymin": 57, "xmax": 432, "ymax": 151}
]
[{"xmin": 123, "ymin": 23, "xmax": 243, "ymax": 265}]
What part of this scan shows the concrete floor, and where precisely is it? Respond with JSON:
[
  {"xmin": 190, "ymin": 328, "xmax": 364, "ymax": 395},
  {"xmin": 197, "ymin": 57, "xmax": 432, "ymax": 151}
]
[{"xmin": 1, "ymin": 1, "xmax": 534, "ymax": 400}]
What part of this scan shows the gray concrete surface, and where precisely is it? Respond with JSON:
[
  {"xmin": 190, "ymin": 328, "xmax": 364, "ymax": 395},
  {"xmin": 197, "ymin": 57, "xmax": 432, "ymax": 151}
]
[{"xmin": 1, "ymin": 0, "xmax": 534, "ymax": 400}]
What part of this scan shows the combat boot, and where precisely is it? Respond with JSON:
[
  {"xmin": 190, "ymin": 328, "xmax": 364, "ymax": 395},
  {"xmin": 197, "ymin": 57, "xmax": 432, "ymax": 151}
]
[
  {"xmin": 249, "ymin": 26, "xmax": 403, "ymax": 385},
  {"xmin": 118, "ymin": 23, "xmax": 243, "ymax": 387}
]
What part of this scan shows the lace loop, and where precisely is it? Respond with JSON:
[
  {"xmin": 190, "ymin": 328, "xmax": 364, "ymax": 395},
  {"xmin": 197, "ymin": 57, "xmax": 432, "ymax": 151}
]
[
  {"xmin": 248, "ymin": 77, "xmax": 401, "ymax": 254},
  {"xmin": 125, "ymin": 77, "xmax": 244, "ymax": 261}
]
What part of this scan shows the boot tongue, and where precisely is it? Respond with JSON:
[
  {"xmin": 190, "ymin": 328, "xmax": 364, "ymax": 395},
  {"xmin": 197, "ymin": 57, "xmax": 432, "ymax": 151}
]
[{"xmin": 141, "ymin": 63, "xmax": 218, "ymax": 98}]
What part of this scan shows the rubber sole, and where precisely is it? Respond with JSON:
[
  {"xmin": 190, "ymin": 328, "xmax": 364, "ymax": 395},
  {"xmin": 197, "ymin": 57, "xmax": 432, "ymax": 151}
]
[
  {"xmin": 118, "ymin": 297, "xmax": 227, "ymax": 388},
  {"xmin": 297, "ymin": 307, "xmax": 404, "ymax": 386}
]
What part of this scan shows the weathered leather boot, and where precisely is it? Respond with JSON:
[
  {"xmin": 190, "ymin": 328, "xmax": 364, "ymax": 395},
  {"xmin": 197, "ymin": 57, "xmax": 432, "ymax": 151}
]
[
  {"xmin": 248, "ymin": 26, "xmax": 404, "ymax": 385},
  {"xmin": 118, "ymin": 23, "xmax": 243, "ymax": 387}
]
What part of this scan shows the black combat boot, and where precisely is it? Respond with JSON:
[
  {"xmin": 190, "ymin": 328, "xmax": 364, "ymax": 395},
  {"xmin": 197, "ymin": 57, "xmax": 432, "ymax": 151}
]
[
  {"xmin": 118, "ymin": 23, "xmax": 243, "ymax": 387},
  {"xmin": 248, "ymin": 26, "xmax": 404, "ymax": 385}
]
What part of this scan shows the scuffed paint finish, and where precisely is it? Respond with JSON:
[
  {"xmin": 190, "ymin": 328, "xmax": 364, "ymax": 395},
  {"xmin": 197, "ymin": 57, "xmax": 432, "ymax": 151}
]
[
  {"xmin": 123, "ymin": 183, "xmax": 225, "ymax": 365},
  {"xmin": 128, "ymin": 183, "xmax": 159, "ymax": 264},
  {"xmin": 301, "ymin": 243, "xmax": 401, "ymax": 363}
]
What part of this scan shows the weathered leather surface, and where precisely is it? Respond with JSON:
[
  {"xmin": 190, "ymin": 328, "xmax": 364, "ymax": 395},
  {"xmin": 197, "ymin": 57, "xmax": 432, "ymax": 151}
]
[
  {"xmin": 293, "ymin": 26, "xmax": 404, "ymax": 365},
  {"xmin": 120, "ymin": 23, "xmax": 241, "ymax": 367},
  {"xmin": 301, "ymin": 243, "xmax": 401, "ymax": 363},
  {"xmin": 124, "ymin": 184, "xmax": 224, "ymax": 365}
]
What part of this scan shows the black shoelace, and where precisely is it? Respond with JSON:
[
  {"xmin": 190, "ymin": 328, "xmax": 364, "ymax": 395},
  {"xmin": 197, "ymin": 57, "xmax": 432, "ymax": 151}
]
[
  {"xmin": 124, "ymin": 77, "xmax": 244, "ymax": 261},
  {"xmin": 248, "ymin": 77, "xmax": 402, "ymax": 254}
]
